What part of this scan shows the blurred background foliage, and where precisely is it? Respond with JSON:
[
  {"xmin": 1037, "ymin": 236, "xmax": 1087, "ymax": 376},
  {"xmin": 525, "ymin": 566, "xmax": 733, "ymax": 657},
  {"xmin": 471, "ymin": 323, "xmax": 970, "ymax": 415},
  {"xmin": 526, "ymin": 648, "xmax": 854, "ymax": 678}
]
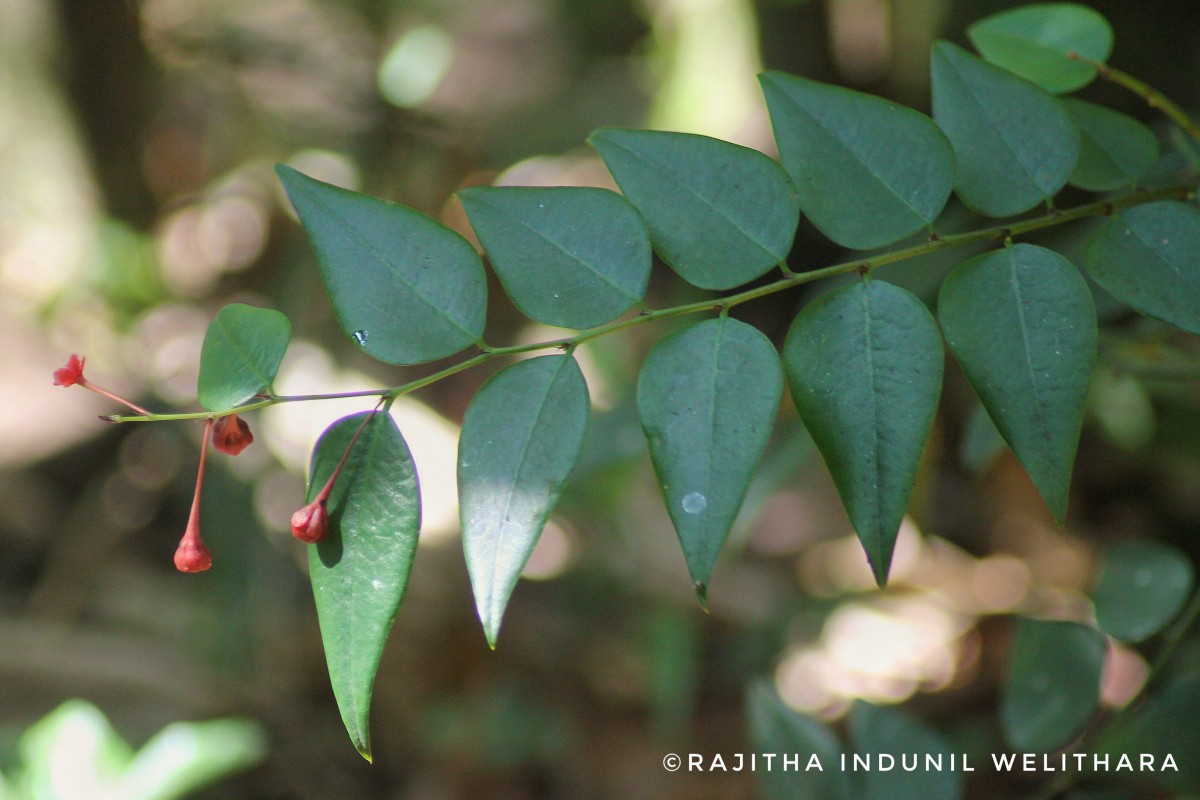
[{"xmin": 3, "ymin": 0, "xmax": 1200, "ymax": 798}]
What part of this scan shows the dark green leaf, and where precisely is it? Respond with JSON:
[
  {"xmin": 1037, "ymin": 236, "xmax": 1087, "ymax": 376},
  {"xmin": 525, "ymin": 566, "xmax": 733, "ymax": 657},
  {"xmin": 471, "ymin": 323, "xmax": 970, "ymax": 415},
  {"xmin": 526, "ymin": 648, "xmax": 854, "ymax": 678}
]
[
  {"xmin": 1065, "ymin": 99, "xmax": 1159, "ymax": 191},
  {"xmin": 848, "ymin": 702, "xmax": 963, "ymax": 800},
  {"xmin": 931, "ymin": 42, "xmax": 1080, "ymax": 217},
  {"xmin": 637, "ymin": 318, "xmax": 782, "ymax": 601},
  {"xmin": 307, "ymin": 411, "xmax": 420, "ymax": 761},
  {"xmin": 589, "ymin": 128, "xmax": 799, "ymax": 290},
  {"xmin": 783, "ymin": 281, "xmax": 943, "ymax": 587},
  {"xmin": 1094, "ymin": 539, "xmax": 1194, "ymax": 642},
  {"xmin": 459, "ymin": 355, "xmax": 590, "ymax": 647},
  {"xmin": 967, "ymin": 3, "xmax": 1113, "ymax": 94},
  {"xmin": 938, "ymin": 244, "xmax": 1096, "ymax": 522},
  {"xmin": 1002, "ymin": 618, "xmax": 1104, "ymax": 753},
  {"xmin": 1084, "ymin": 201, "xmax": 1200, "ymax": 335},
  {"xmin": 276, "ymin": 165, "xmax": 487, "ymax": 364},
  {"xmin": 197, "ymin": 303, "xmax": 291, "ymax": 411},
  {"xmin": 745, "ymin": 682, "xmax": 851, "ymax": 800},
  {"xmin": 459, "ymin": 186, "xmax": 650, "ymax": 328},
  {"xmin": 959, "ymin": 402, "xmax": 1007, "ymax": 475},
  {"xmin": 759, "ymin": 72, "xmax": 954, "ymax": 249},
  {"xmin": 1098, "ymin": 675, "xmax": 1199, "ymax": 791}
]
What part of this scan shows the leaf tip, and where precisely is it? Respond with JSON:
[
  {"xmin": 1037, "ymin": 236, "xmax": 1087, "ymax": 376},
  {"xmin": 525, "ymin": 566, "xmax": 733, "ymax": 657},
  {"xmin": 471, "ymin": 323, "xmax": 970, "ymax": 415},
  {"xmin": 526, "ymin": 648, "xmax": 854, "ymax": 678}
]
[{"xmin": 693, "ymin": 581, "xmax": 709, "ymax": 612}]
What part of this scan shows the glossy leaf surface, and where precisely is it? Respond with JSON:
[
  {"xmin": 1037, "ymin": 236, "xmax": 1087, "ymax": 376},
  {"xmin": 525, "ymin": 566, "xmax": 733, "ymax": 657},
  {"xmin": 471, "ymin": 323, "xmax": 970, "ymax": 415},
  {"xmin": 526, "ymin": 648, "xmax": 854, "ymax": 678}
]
[
  {"xmin": 760, "ymin": 71, "xmax": 954, "ymax": 249},
  {"xmin": 307, "ymin": 411, "xmax": 421, "ymax": 761},
  {"xmin": 931, "ymin": 42, "xmax": 1080, "ymax": 217},
  {"xmin": 1065, "ymin": 99, "xmax": 1158, "ymax": 191},
  {"xmin": 1084, "ymin": 201, "xmax": 1200, "ymax": 335},
  {"xmin": 459, "ymin": 355, "xmax": 590, "ymax": 647},
  {"xmin": 590, "ymin": 128, "xmax": 798, "ymax": 290},
  {"xmin": 1094, "ymin": 539, "xmax": 1194, "ymax": 642},
  {"xmin": 938, "ymin": 244, "xmax": 1096, "ymax": 522},
  {"xmin": 746, "ymin": 682, "xmax": 851, "ymax": 800},
  {"xmin": 637, "ymin": 317, "xmax": 782, "ymax": 601},
  {"xmin": 848, "ymin": 703, "xmax": 962, "ymax": 800},
  {"xmin": 1002, "ymin": 618, "xmax": 1104, "ymax": 753},
  {"xmin": 967, "ymin": 3, "xmax": 1113, "ymax": 94},
  {"xmin": 276, "ymin": 165, "xmax": 486, "ymax": 364},
  {"xmin": 197, "ymin": 303, "xmax": 291, "ymax": 411},
  {"xmin": 784, "ymin": 281, "xmax": 943, "ymax": 587},
  {"xmin": 459, "ymin": 186, "xmax": 650, "ymax": 328}
]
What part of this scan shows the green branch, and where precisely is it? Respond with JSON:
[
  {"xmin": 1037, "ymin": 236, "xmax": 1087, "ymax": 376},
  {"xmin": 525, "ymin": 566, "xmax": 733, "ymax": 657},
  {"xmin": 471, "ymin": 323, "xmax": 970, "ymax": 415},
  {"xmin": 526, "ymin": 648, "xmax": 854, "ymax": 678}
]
[
  {"xmin": 1071, "ymin": 52, "xmax": 1200, "ymax": 143},
  {"xmin": 105, "ymin": 181, "xmax": 1195, "ymax": 425}
]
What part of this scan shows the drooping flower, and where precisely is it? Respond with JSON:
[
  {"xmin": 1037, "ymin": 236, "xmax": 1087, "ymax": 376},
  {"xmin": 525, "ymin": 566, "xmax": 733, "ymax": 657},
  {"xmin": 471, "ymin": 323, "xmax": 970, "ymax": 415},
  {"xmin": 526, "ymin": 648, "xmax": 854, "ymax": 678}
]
[
  {"xmin": 175, "ymin": 419, "xmax": 215, "ymax": 573},
  {"xmin": 289, "ymin": 409, "xmax": 378, "ymax": 544},
  {"xmin": 53, "ymin": 354, "xmax": 86, "ymax": 387},
  {"xmin": 212, "ymin": 413, "xmax": 254, "ymax": 455},
  {"xmin": 290, "ymin": 499, "xmax": 329, "ymax": 543}
]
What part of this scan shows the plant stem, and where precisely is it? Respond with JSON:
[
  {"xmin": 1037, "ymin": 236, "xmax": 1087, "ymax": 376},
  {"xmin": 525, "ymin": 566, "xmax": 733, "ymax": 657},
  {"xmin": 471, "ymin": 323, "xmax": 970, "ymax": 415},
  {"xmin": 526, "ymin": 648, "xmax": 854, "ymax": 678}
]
[
  {"xmin": 1070, "ymin": 52, "xmax": 1200, "ymax": 143},
  {"xmin": 104, "ymin": 181, "xmax": 1195, "ymax": 425}
]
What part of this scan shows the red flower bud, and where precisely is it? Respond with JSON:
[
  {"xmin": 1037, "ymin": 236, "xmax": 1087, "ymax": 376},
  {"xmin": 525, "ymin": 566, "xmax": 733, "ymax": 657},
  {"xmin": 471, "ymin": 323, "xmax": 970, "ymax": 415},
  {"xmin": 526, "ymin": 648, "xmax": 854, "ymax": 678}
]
[
  {"xmin": 175, "ymin": 418, "xmax": 214, "ymax": 573},
  {"xmin": 174, "ymin": 527, "xmax": 213, "ymax": 572},
  {"xmin": 53, "ymin": 354, "xmax": 86, "ymax": 387},
  {"xmin": 290, "ymin": 499, "xmax": 329, "ymax": 543},
  {"xmin": 212, "ymin": 413, "xmax": 254, "ymax": 455}
]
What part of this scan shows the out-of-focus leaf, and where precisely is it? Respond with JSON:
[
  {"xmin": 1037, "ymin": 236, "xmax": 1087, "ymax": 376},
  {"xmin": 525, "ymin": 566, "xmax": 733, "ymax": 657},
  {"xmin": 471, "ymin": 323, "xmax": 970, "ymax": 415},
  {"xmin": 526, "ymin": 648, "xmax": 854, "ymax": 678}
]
[
  {"xmin": 938, "ymin": 244, "xmax": 1097, "ymax": 522},
  {"xmin": 1098, "ymin": 674, "xmax": 1200, "ymax": 791},
  {"xmin": 967, "ymin": 3, "xmax": 1113, "ymax": 94},
  {"xmin": 459, "ymin": 355, "xmax": 590, "ymax": 647},
  {"xmin": 1094, "ymin": 539, "xmax": 1194, "ymax": 642},
  {"xmin": 637, "ymin": 317, "xmax": 782, "ymax": 602},
  {"xmin": 276, "ymin": 165, "xmax": 487, "ymax": 364},
  {"xmin": 307, "ymin": 411, "xmax": 421, "ymax": 761},
  {"xmin": 745, "ymin": 682, "xmax": 851, "ymax": 800},
  {"xmin": 197, "ymin": 303, "xmax": 291, "ymax": 411},
  {"xmin": 1084, "ymin": 201, "xmax": 1200, "ymax": 336},
  {"xmin": 759, "ymin": 71, "xmax": 954, "ymax": 249},
  {"xmin": 848, "ymin": 702, "xmax": 962, "ymax": 800},
  {"xmin": 784, "ymin": 281, "xmax": 943, "ymax": 587},
  {"xmin": 459, "ymin": 186, "xmax": 650, "ymax": 328},
  {"xmin": 119, "ymin": 718, "xmax": 267, "ymax": 800},
  {"xmin": 590, "ymin": 128, "xmax": 798, "ymax": 290},
  {"xmin": 1064, "ymin": 99, "xmax": 1159, "ymax": 191},
  {"xmin": 1002, "ymin": 618, "xmax": 1104, "ymax": 752},
  {"xmin": 959, "ymin": 402, "xmax": 1007, "ymax": 475},
  {"xmin": 17, "ymin": 700, "xmax": 133, "ymax": 800},
  {"xmin": 931, "ymin": 42, "xmax": 1079, "ymax": 217}
]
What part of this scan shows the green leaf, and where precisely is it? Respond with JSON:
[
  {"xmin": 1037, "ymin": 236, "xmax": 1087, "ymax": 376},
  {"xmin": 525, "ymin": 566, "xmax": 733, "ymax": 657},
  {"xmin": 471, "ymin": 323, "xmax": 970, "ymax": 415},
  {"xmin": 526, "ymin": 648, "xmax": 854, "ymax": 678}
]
[
  {"xmin": 459, "ymin": 355, "xmax": 590, "ymax": 647},
  {"xmin": 197, "ymin": 303, "xmax": 291, "ymax": 411},
  {"xmin": 276, "ymin": 164, "xmax": 487, "ymax": 364},
  {"xmin": 1094, "ymin": 539, "xmax": 1194, "ymax": 642},
  {"xmin": 589, "ymin": 128, "xmax": 799, "ymax": 290},
  {"xmin": 931, "ymin": 42, "xmax": 1080, "ymax": 217},
  {"xmin": 307, "ymin": 411, "xmax": 421, "ymax": 761},
  {"xmin": 848, "ymin": 702, "xmax": 962, "ymax": 800},
  {"xmin": 783, "ymin": 281, "xmax": 943, "ymax": 587},
  {"xmin": 637, "ymin": 317, "xmax": 782, "ymax": 602},
  {"xmin": 967, "ymin": 3, "xmax": 1113, "ymax": 94},
  {"xmin": 759, "ymin": 71, "xmax": 955, "ymax": 249},
  {"xmin": 120, "ymin": 718, "xmax": 266, "ymax": 800},
  {"xmin": 1098, "ymin": 675, "xmax": 1200, "ymax": 791},
  {"xmin": 1084, "ymin": 201, "xmax": 1200, "ymax": 335},
  {"xmin": 938, "ymin": 244, "xmax": 1096, "ymax": 522},
  {"xmin": 745, "ymin": 682, "xmax": 852, "ymax": 800},
  {"xmin": 1002, "ymin": 618, "xmax": 1104, "ymax": 753},
  {"xmin": 19, "ymin": 700, "xmax": 133, "ymax": 799},
  {"xmin": 459, "ymin": 186, "xmax": 651, "ymax": 328},
  {"xmin": 1064, "ymin": 99, "xmax": 1159, "ymax": 191}
]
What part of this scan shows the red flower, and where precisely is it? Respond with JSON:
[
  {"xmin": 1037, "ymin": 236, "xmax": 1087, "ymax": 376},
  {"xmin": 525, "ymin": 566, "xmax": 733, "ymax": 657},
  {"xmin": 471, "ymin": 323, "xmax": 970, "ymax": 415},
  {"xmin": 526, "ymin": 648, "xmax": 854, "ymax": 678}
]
[
  {"xmin": 175, "ymin": 418, "xmax": 214, "ymax": 573},
  {"xmin": 174, "ymin": 528, "xmax": 213, "ymax": 572},
  {"xmin": 53, "ymin": 354, "xmax": 86, "ymax": 387},
  {"xmin": 291, "ymin": 499, "xmax": 329, "ymax": 543},
  {"xmin": 212, "ymin": 413, "xmax": 254, "ymax": 455}
]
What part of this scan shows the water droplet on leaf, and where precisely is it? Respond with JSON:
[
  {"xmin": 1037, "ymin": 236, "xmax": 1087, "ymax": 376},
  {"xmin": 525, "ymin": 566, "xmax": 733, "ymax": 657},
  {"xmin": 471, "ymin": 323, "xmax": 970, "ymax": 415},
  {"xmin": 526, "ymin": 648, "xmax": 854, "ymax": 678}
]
[
  {"xmin": 353, "ymin": 330, "xmax": 369, "ymax": 346},
  {"xmin": 682, "ymin": 492, "xmax": 707, "ymax": 514}
]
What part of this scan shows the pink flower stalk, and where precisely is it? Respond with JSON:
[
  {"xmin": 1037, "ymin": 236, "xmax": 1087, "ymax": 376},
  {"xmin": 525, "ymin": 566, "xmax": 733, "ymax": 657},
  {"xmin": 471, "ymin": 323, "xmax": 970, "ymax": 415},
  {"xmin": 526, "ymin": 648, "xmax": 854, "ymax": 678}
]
[
  {"xmin": 174, "ymin": 418, "xmax": 214, "ymax": 573},
  {"xmin": 52, "ymin": 353, "xmax": 151, "ymax": 416}
]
